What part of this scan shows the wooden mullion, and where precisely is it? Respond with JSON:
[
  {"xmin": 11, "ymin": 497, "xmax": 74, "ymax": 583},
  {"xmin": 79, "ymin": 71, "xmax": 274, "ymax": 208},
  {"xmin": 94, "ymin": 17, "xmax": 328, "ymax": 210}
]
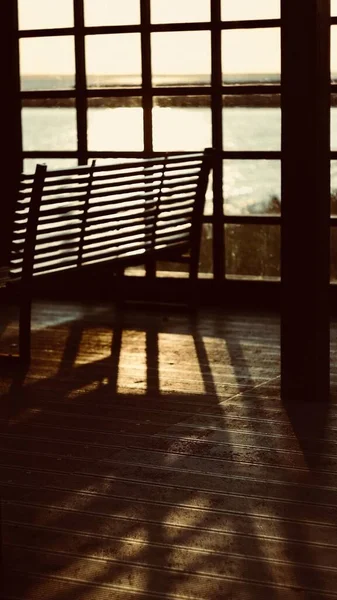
[
  {"xmin": 18, "ymin": 19, "xmax": 281, "ymax": 38},
  {"xmin": 222, "ymin": 151, "xmax": 281, "ymax": 159},
  {"xmin": 220, "ymin": 19, "xmax": 280, "ymax": 30},
  {"xmin": 87, "ymin": 150, "xmax": 203, "ymax": 158},
  {"xmin": 2, "ymin": 1, "xmax": 22, "ymax": 266},
  {"xmin": 211, "ymin": 0, "xmax": 224, "ymax": 281},
  {"xmin": 281, "ymin": 0, "xmax": 331, "ymax": 401},
  {"xmin": 84, "ymin": 25, "xmax": 141, "ymax": 35},
  {"xmin": 141, "ymin": 0, "xmax": 155, "ymax": 278},
  {"xmin": 19, "ymin": 27, "xmax": 75, "ymax": 38},
  {"xmin": 224, "ymin": 215, "xmax": 281, "ymax": 225},
  {"xmin": 150, "ymin": 22, "xmax": 212, "ymax": 33},
  {"xmin": 22, "ymin": 149, "xmax": 281, "ymax": 160},
  {"xmin": 140, "ymin": 0, "xmax": 153, "ymax": 153},
  {"xmin": 153, "ymin": 85, "xmax": 280, "ymax": 95},
  {"xmin": 74, "ymin": 0, "xmax": 87, "ymax": 165}
]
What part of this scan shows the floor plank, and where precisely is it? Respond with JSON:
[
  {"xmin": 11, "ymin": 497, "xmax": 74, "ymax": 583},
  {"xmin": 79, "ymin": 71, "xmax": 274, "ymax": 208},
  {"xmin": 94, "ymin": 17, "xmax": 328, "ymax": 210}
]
[{"xmin": 1, "ymin": 300, "xmax": 337, "ymax": 599}]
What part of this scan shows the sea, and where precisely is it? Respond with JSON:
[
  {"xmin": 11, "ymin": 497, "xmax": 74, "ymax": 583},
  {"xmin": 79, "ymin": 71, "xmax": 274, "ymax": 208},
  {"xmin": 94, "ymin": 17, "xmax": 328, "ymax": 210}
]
[{"xmin": 21, "ymin": 75, "xmax": 337, "ymax": 216}]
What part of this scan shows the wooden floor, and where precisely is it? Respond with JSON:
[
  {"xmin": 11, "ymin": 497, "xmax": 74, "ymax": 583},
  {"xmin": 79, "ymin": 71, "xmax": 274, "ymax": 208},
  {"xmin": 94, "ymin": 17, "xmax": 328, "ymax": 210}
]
[{"xmin": 0, "ymin": 300, "xmax": 337, "ymax": 599}]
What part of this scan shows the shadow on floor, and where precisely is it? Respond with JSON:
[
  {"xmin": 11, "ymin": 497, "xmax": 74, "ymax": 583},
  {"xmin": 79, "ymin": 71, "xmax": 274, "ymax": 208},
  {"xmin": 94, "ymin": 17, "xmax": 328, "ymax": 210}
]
[{"xmin": 0, "ymin": 302, "xmax": 335, "ymax": 599}]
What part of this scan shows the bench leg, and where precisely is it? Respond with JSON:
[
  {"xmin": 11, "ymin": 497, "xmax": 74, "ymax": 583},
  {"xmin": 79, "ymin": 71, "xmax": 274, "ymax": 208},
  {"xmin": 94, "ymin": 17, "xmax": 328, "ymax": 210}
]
[
  {"xmin": 115, "ymin": 267, "xmax": 125, "ymax": 308},
  {"xmin": 19, "ymin": 297, "xmax": 32, "ymax": 364},
  {"xmin": 188, "ymin": 258, "xmax": 199, "ymax": 311}
]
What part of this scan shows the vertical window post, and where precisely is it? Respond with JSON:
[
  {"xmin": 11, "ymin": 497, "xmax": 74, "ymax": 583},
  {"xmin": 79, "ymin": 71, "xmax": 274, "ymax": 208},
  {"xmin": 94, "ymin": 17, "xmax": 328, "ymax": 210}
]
[
  {"xmin": 211, "ymin": 0, "xmax": 224, "ymax": 281},
  {"xmin": 2, "ymin": 1, "xmax": 22, "ymax": 266},
  {"xmin": 140, "ymin": 0, "xmax": 155, "ymax": 279},
  {"xmin": 74, "ymin": 0, "xmax": 87, "ymax": 165},
  {"xmin": 281, "ymin": 0, "xmax": 331, "ymax": 401}
]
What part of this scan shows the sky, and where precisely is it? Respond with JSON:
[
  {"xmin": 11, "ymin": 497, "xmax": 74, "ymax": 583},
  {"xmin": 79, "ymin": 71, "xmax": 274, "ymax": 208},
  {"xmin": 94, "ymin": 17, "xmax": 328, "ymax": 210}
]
[{"xmin": 17, "ymin": 1, "xmax": 335, "ymax": 77}]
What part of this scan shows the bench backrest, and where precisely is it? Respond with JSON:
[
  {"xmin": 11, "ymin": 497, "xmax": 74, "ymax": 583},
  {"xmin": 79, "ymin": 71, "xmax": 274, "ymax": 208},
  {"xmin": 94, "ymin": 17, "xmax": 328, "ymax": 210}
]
[{"xmin": 10, "ymin": 150, "xmax": 212, "ymax": 282}]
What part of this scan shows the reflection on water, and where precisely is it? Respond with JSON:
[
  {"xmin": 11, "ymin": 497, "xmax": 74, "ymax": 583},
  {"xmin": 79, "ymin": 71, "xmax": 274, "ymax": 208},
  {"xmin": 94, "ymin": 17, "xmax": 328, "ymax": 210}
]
[
  {"xmin": 22, "ymin": 105, "xmax": 337, "ymax": 216},
  {"xmin": 22, "ymin": 106, "xmax": 281, "ymax": 215}
]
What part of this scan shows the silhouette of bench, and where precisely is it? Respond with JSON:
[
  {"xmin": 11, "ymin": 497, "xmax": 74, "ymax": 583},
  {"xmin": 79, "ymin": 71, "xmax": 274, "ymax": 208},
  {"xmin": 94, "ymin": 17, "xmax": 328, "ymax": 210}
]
[{"xmin": 7, "ymin": 149, "xmax": 212, "ymax": 363}]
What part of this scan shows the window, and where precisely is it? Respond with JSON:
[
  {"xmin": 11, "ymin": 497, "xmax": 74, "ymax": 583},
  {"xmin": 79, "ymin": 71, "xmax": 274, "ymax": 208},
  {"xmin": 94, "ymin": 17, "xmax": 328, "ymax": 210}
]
[
  {"xmin": 332, "ymin": 16, "xmax": 337, "ymax": 280},
  {"xmin": 17, "ymin": 0, "xmax": 281, "ymax": 280}
]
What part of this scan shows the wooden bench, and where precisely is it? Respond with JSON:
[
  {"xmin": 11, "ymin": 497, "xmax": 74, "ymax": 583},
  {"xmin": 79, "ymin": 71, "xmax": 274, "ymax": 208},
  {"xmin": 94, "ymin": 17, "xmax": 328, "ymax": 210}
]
[{"xmin": 5, "ymin": 149, "xmax": 212, "ymax": 363}]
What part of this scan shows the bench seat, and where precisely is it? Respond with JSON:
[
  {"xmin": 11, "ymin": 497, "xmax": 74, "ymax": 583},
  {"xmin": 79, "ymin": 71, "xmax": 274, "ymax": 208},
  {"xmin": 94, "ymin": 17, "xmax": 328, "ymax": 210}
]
[{"xmin": 6, "ymin": 149, "xmax": 213, "ymax": 362}]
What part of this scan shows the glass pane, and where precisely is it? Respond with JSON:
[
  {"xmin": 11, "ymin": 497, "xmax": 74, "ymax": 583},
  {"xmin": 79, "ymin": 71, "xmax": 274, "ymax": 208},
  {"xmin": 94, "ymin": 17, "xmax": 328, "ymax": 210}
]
[
  {"xmin": 156, "ymin": 224, "xmax": 213, "ymax": 276},
  {"xmin": 223, "ymin": 96, "xmax": 281, "ymax": 151},
  {"xmin": 222, "ymin": 29, "xmax": 281, "ymax": 84},
  {"xmin": 225, "ymin": 225, "xmax": 280, "ymax": 279},
  {"xmin": 24, "ymin": 158, "xmax": 78, "ymax": 174},
  {"xmin": 224, "ymin": 160, "xmax": 281, "ymax": 215},
  {"xmin": 331, "ymin": 161, "xmax": 337, "ymax": 215},
  {"xmin": 331, "ymin": 99, "xmax": 337, "ymax": 149},
  {"xmin": 86, "ymin": 34, "xmax": 141, "ymax": 88},
  {"xmin": 332, "ymin": 27, "xmax": 337, "ymax": 81},
  {"xmin": 18, "ymin": 0, "xmax": 74, "ymax": 29},
  {"xmin": 199, "ymin": 223, "xmax": 213, "ymax": 274},
  {"xmin": 221, "ymin": 0, "xmax": 280, "ymax": 21},
  {"xmin": 153, "ymin": 96, "xmax": 211, "ymax": 151},
  {"xmin": 151, "ymin": 0, "xmax": 210, "ymax": 23},
  {"xmin": 93, "ymin": 157, "xmax": 139, "ymax": 166},
  {"xmin": 20, "ymin": 37, "xmax": 75, "ymax": 90},
  {"xmin": 87, "ymin": 98, "xmax": 143, "ymax": 151},
  {"xmin": 22, "ymin": 102, "xmax": 77, "ymax": 151},
  {"xmin": 205, "ymin": 173, "xmax": 213, "ymax": 216},
  {"xmin": 331, "ymin": 228, "xmax": 337, "ymax": 281},
  {"xmin": 329, "ymin": 162, "xmax": 336, "ymax": 281},
  {"xmin": 151, "ymin": 32, "xmax": 211, "ymax": 86},
  {"xmin": 84, "ymin": 0, "xmax": 140, "ymax": 25},
  {"xmin": 332, "ymin": 1, "xmax": 337, "ymax": 17}
]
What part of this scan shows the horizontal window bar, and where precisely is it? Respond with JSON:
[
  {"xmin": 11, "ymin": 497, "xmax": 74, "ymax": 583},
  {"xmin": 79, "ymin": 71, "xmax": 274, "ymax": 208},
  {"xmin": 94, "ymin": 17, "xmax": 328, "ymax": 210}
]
[
  {"xmin": 22, "ymin": 150, "xmax": 281, "ymax": 161},
  {"xmin": 224, "ymin": 215, "xmax": 281, "ymax": 225},
  {"xmin": 222, "ymin": 151, "xmax": 281, "ymax": 159},
  {"xmin": 18, "ymin": 19, "xmax": 281, "ymax": 39},
  {"xmin": 150, "ymin": 20, "xmax": 280, "ymax": 31},
  {"xmin": 220, "ymin": 19, "xmax": 280, "ymax": 29},
  {"xmin": 19, "ymin": 27, "xmax": 75, "ymax": 38}
]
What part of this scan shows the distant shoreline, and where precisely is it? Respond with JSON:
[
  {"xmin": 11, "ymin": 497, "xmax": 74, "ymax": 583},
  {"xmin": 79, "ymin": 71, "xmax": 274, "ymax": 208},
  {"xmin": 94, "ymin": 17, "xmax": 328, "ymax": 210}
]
[
  {"xmin": 22, "ymin": 94, "xmax": 337, "ymax": 108},
  {"xmin": 22, "ymin": 96, "xmax": 282, "ymax": 108},
  {"xmin": 19, "ymin": 73, "xmax": 337, "ymax": 108},
  {"xmin": 21, "ymin": 74, "xmax": 282, "ymax": 108}
]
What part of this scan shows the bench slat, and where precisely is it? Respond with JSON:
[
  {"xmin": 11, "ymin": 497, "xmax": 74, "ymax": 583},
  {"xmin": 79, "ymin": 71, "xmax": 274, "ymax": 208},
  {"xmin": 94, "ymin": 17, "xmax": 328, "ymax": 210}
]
[
  {"xmin": 38, "ymin": 178, "xmax": 162, "ymax": 201},
  {"xmin": 10, "ymin": 239, "xmax": 190, "ymax": 278},
  {"xmin": 11, "ymin": 199, "xmax": 196, "ymax": 244},
  {"xmin": 89, "ymin": 167, "xmax": 200, "ymax": 188},
  {"xmin": 38, "ymin": 153, "xmax": 203, "ymax": 181},
  {"xmin": 9, "ymin": 150, "xmax": 212, "ymax": 292},
  {"xmin": 11, "ymin": 219, "xmax": 192, "ymax": 267},
  {"xmin": 14, "ymin": 226, "xmax": 191, "ymax": 273}
]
